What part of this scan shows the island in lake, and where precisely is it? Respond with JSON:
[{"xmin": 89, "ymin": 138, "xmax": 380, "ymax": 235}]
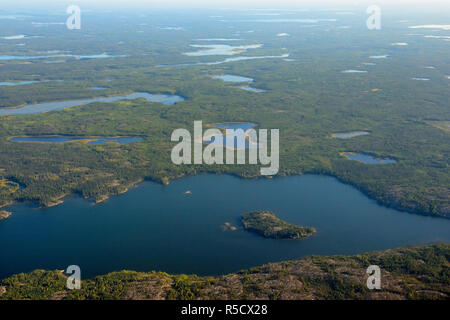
[{"xmin": 242, "ymin": 211, "xmax": 316, "ymax": 239}]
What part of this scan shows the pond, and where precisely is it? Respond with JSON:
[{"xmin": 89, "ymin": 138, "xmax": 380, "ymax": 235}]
[
  {"xmin": 332, "ymin": 131, "xmax": 370, "ymax": 139},
  {"xmin": 342, "ymin": 152, "xmax": 397, "ymax": 164},
  {"xmin": 203, "ymin": 122, "xmax": 258, "ymax": 149},
  {"xmin": 0, "ymin": 80, "xmax": 63, "ymax": 86},
  {"xmin": 0, "ymin": 80, "xmax": 40, "ymax": 86},
  {"xmin": 157, "ymin": 54, "xmax": 290, "ymax": 67},
  {"xmin": 342, "ymin": 70, "xmax": 367, "ymax": 73},
  {"xmin": 9, "ymin": 136, "xmax": 143, "ymax": 144},
  {"xmin": 212, "ymin": 75, "xmax": 254, "ymax": 83},
  {"xmin": 0, "ymin": 54, "xmax": 126, "ymax": 61},
  {"xmin": 238, "ymin": 86, "xmax": 266, "ymax": 93}
]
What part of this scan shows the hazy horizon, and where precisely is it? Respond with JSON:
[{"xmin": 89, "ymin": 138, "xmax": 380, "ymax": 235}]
[{"xmin": 1, "ymin": 0, "xmax": 450, "ymax": 11}]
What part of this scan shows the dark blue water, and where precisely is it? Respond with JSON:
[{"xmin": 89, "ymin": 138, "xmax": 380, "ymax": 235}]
[
  {"xmin": 10, "ymin": 136, "xmax": 143, "ymax": 144},
  {"xmin": 0, "ymin": 92, "xmax": 184, "ymax": 116},
  {"xmin": 0, "ymin": 174, "xmax": 448, "ymax": 279}
]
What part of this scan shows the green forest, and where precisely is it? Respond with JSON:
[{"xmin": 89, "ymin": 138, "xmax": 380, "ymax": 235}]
[
  {"xmin": 0, "ymin": 10, "xmax": 448, "ymax": 219},
  {"xmin": 242, "ymin": 211, "xmax": 316, "ymax": 239},
  {"xmin": 1, "ymin": 244, "xmax": 448, "ymax": 300}
]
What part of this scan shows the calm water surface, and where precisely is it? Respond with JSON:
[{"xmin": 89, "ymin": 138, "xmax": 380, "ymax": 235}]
[
  {"xmin": 204, "ymin": 123, "xmax": 257, "ymax": 148},
  {"xmin": 0, "ymin": 174, "xmax": 448, "ymax": 279},
  {"xmin": 332, "ymin": 132, "xmax": 370, "ymax": 139},
  {"xmin": 0, "ymin": 54, "xmax": 126, "ymax": 61},
  {"xmin": 0, "ymin": 80, "xmax": 64, "ymax": 86},
  {"xmin": 212, "ymin": 75, "xmax": 253, "ymax": 82},
  {"xmin": 239, "ymin": 86, "xmax": 266, "ymax": 93},
  {"xmin": 184, "ymin": 44, "xmax": 261, "ymax": 56}
]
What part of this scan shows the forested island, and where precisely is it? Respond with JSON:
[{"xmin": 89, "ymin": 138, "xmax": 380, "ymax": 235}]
[
  {"xmin": 242, "ymin": 211, "xmax": 316, "ymax": 239},
  {"xmin": 1, "ymin": 244, "xmax": 448, "ymax": 300}
]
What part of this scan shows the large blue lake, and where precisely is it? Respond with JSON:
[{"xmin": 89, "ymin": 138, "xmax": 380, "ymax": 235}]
[{"xmin": 0, "ymin": 174, "xmax": 449, "ymax": 279}]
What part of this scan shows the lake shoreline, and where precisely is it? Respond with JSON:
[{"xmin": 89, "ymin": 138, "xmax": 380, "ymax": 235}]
[
  {"xmin": 1, "ymin": 173, "xmax": 449, "ymax": 281},
  {"xmin": 0, "ymin": 91, "xmax": 185, "ymax": 115},
  {"xmin": 2, "ymin": 170, "xmax": 448, "ymax": 219},
  {"xmin": 1, "ymin": 244, "xmax": 448, "ymax": 299}
]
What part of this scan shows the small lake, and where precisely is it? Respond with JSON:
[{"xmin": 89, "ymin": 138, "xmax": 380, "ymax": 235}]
[
  {"xmin": 213, "ymin": 123, "xmax": 257, "ymax": 131},
  {"xmin": 239, "ymin": 86, "xmax": 266, "ymax": 93},
  {"xmin": 9, "ymin": 136, "xmax": 143, "ymax": 144},
  {"xmin": 0, "ymin": 92, "xmax": 185, "ymax": 116},
  {"xmin": 195, "ymin": 39, "xmax": 242, "ymax": 41},
  {"xmin": 332, "ymin": 131, "xmax": 370, "ymax": 139},
  {"xmin": 1, "ymin": 34, "xmax": 28, "ymax": 40},
  {"xmin": 212, "ymin": 75, "xmax": 253, "ymax": 82},
  {"xmin": 0, "ymin": 174, "xmax": 448, "ymax": 279},
  {"xmin": 0, "ymin": 80, "xmax": 39, "ymax": 86},
  {"xmin": 157, "ymin": 54, "xmax": 290, "ymax": 67},
  {"xmin": 0, "ymin": 80, "xmax": 63, "ymax": 86},
  {"xmin": 342, "ymin": 70, "xmax": 367, "ymax": 73},
  {"xmin": 240, "ymin": 19, "xmax": 337, "ymax": 23},
  {"xmin": 211, "ymin": 75, "xmax": 265, "ymax": 93},
  {"xmin": 184, "ymin": 44, "xmax": 262, "ymax": 56},
  {"xmin": 343, "ymin": 152, "xmax": 397, "ymax": 164},
  {"xmin": 210, "ymin": 76, "xmax": 265, "ymax": 93}
]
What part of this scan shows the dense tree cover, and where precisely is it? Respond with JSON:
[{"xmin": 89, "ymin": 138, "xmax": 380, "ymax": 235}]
[
  {"xmin": 1, "ymin": 244, "xmax": 448, "ymax": 300},
  {"xmin": 0, "ymin": 11, "xmax": 448, "ymax": 217},
  {"xmin": 242, "ymin": 211, "xmax": 316, "ymax": 239}
]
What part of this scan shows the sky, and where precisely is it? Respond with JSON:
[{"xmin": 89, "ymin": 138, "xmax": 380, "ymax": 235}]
[{"xmin": 1, "ymin": 0, "xmax": 450, "ymax": 10}]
